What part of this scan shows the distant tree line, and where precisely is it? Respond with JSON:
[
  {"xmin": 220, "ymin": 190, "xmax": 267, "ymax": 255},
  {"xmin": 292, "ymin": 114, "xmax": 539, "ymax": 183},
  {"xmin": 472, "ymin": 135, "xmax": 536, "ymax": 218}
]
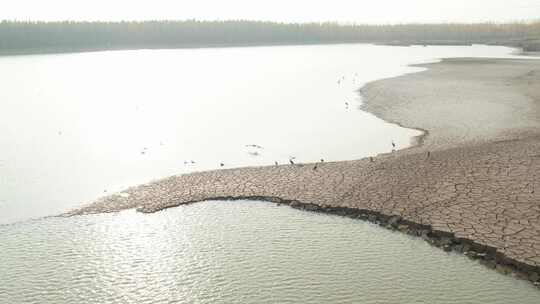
[{"xmin": 0, "ymin": 20, "xmax": 539, "ymax": 54}]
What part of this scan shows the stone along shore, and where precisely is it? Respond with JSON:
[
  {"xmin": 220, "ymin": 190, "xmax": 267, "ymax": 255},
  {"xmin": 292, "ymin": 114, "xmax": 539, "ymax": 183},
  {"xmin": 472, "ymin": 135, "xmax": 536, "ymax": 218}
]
[{"xmin": 66, "ymin": 58, "xmax": 540, "ymax": 285}]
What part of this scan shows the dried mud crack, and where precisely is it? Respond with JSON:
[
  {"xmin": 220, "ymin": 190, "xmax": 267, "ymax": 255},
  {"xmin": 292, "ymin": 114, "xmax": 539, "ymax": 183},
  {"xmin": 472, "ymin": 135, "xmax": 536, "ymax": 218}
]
[{"xmin": 65, "ymin": 58, "xmax": 540, "ymax": 287}]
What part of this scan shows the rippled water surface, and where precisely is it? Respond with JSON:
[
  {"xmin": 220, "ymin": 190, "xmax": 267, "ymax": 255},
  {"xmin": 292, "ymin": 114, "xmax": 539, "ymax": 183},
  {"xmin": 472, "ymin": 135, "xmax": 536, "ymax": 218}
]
[
  {"xmin": 0, "ymin": 44, "xmax": 532, "ymax": 224},
  {"xmin": 1, "ymin": 200, "xmax": 538, "ymax": 304}
]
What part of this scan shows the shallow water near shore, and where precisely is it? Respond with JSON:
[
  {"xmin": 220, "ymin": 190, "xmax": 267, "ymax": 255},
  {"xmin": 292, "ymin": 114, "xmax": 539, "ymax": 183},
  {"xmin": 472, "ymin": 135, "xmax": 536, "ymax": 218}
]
[
  {"xmin": 1, "ymin": 200, "xmax": 538, "ymax": 303},
  {"xmin": 0, "ymin": 43, "xmax": 533, "ymax": 224}
]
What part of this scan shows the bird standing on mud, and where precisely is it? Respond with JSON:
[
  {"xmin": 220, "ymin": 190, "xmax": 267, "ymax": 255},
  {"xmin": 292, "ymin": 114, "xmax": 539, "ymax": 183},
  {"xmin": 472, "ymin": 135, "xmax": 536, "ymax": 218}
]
[{"xmin": 289, "ymin": 159, "xmax": 295, "ymax": 165}]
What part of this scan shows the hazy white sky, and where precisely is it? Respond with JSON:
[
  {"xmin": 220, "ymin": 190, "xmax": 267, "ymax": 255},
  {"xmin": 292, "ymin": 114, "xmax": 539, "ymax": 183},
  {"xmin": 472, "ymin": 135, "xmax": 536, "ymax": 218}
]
[{"xmin": 3, "ymin": 0, "xmax": 540, "ymax": 23}]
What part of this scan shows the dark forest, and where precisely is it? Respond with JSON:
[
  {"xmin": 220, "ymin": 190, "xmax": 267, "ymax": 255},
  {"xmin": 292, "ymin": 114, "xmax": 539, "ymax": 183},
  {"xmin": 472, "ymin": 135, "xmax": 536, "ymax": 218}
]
[{"xmin": 1, "ymin": 20, "xmax": 539, "ymax": 54}]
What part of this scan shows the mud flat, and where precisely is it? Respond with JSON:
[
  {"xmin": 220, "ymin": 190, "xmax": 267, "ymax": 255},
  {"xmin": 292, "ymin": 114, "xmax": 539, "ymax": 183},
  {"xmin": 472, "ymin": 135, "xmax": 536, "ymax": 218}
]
[{"xmin": 66, "ymin": 58, "xmax": 540, "ymax": 285}]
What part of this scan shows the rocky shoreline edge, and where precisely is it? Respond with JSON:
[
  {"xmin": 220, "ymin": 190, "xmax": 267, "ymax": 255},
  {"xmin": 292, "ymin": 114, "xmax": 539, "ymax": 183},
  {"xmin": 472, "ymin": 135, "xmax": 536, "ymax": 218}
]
[{"xmin": 135, "ymin": 195, "xmax": 540, "ymax": 288}]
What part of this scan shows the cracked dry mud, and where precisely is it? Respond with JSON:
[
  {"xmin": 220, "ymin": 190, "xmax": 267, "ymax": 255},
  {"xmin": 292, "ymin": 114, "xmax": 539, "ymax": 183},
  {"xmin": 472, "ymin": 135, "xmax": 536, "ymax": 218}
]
[{"xmin": 67, "ymin": 58, "xmax": 540, "ymax": 276}]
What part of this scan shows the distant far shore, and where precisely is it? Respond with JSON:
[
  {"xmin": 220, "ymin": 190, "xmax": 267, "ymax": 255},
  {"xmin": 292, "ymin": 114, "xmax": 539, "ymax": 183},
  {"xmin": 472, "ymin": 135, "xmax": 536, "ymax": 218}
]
[
  {"xmin": 0, "ymin": 40, "xmax": 366, "ymax": 56},
  {"xmin": 0, "ymin": 40, "xmax": 400, "ymax": 57},
  {"xmin": 0, "ymin": 40, "xmax": 536, "ymax": 57}
]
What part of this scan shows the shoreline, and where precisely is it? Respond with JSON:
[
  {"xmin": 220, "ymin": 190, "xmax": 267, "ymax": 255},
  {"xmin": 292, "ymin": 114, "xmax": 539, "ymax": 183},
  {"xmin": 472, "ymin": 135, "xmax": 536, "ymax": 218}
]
[
  {"xmin": 0, "ymin": 41, "xmax": 530, "ymax": 58},
  {"xmin": 361, "ymin": 58, "xmax": 540, "ymax": 152},
  {"xmin": 65, "ymin": 57, "xmax": 540, "ymax": 287},
  {"xmin": 0, "ymin": 40, "xmax": 396, "ymax": 57}
]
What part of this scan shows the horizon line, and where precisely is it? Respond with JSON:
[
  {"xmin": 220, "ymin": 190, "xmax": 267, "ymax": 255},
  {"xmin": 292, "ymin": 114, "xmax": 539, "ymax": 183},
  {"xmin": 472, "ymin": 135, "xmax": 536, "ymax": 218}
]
[{"xmin": 2, "ymin": 18, "xmax": 540, "ymax": 26}]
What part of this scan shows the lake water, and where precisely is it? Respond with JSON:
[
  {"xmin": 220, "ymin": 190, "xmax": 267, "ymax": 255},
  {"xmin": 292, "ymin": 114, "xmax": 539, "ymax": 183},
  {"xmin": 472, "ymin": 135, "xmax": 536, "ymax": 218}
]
[
  {"xmin": 1, "ymin": 44, "xmax": 539, "ymax": 302},
  {"xmin": 1, "ymin": 200, "xmax": 539, "ymax": 304},
  {"xmin": 0, "ymin": 44, "xmax": 532, "ymax": 224}
]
